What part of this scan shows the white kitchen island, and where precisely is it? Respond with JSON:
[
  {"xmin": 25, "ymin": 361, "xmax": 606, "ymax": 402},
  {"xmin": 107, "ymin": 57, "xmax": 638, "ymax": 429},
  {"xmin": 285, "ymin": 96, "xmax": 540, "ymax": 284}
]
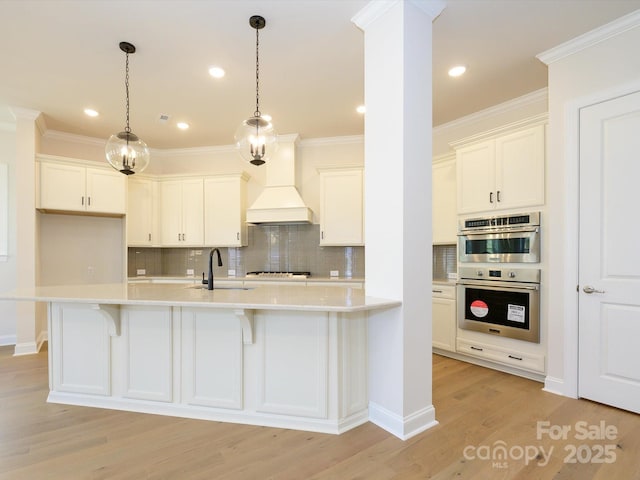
[{"xmin": 4, "ymin": 283, "xmax": 400, "ymax": 434}]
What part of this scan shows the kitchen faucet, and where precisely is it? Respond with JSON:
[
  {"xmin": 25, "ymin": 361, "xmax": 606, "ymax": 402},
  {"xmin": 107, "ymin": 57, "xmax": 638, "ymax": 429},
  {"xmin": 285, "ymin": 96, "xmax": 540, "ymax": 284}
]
[{"xmin": 206, "ymin": 248, "xmax": 223, "ymax": 290}]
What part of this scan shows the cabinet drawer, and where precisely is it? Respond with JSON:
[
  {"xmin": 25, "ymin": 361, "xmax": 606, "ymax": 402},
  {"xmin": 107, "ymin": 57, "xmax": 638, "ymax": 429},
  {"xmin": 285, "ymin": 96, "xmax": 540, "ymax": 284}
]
[
  {"xmin": 432, "ymin": 284, "xmax": 455, "ymax": 299},
  {"xmin": 456, "ymin": 338, "xmax": 545, "ymax": 374}
]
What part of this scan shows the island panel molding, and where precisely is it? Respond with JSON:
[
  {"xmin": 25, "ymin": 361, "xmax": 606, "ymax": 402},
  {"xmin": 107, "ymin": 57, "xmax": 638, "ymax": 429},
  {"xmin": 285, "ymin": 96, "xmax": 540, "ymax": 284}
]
[{"xmin": 5, "ymin": 283, "xmax": 398, "ymax": 434}]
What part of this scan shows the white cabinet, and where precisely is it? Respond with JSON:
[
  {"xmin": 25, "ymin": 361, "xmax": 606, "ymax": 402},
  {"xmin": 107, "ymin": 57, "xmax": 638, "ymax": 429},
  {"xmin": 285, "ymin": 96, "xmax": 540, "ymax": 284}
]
[
  {"xmin": 39, "ymin": 158, "xmax": 126, "ymax": 215},
  {"xmin": 456, "ymin": 337, "xmax": 545, "ymax": 374},
  {"xmin": 432, "ymin": 154, "xmax": 457, "ymax": 243},
  {"xmin": 159, "ymin": 178, "xmax": 204, "ymax": 246},
  {"xmin": 319, "ymin": 167, "xmax": 364, "ymax": 246},
  {"xmin": 455, "ymin": 123, "xmax": 545, "ymax": 214},
  {"xmin": 432, "ymin": 284, "xmax": 456, "ymax": 352},
  {"xmin": 204, "ymin": 174, "xmax": 249, "ymax": 247},
  {"xmin": 127, "ymin": 177, "xmax": 156, "ymax": 246}
]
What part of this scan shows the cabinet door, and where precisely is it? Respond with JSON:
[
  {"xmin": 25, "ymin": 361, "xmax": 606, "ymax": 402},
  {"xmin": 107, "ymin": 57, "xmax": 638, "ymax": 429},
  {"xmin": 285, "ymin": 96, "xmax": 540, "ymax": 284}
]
[
  {"xmin": 127, "ymin": 178, "xmax": 154, "ymax": 245},
  {"xmin": 86, "ymin": 167, "xmax": 126, "ymax": 214},
  {"xmin": 432, "ymin": 158, "xmax": 457, "ymax": 243},
  {"xmin": 181, "ymin": 178, "xmax": 204, "ymax": 246},
  {"xmin": 432, "ymin": 297, "xmax": 456, "ymax": 352},
  {"xmin": 319, "ymin": 168, "xmax": 364, "ymax": 246},
  {"xmin": 39, "ymin": 162, "xmax": 86, "ymax": 212},
  {"xmin": 456, "ymin": 141, "xmax": 495, "ymax": 214},
  {"xmin": 204, "ymin": 176, "xmax": 246, "ymax": 247},
  {"xmin": 159, "ymin": 181, "xmax": 184, "ymax": 246},
  {"xmin": 495, "ymin": 125, "xmax": 545, "ymax": 210}
]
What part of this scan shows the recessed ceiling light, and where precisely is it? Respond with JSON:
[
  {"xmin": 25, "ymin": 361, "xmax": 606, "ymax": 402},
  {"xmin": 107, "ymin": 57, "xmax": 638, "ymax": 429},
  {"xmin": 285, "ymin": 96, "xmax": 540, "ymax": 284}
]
[
  {"xmin": 84, "ymin": 108, "xmax": 99, "ymax": 117},
  {"xmin": 208, "ymin": 66, "xmax": 225, "ymax": 78},
  {"xmin": 177, "ymin": 122, "xmax": 189, "ymax": 130},
  {"xmin": 448, "ymin": 65, "xmax": 466, "ymax": 77},
  {"xmin": 356, "ymin": 105, "xmax": 366, "ymax": 114}
]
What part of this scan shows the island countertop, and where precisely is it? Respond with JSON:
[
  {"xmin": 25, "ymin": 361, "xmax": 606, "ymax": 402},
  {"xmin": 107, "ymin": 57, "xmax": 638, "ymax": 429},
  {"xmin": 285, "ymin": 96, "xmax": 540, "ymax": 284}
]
[{"xmin": 2, "ymin": 282, "xmax": 401, "ymax": 313}]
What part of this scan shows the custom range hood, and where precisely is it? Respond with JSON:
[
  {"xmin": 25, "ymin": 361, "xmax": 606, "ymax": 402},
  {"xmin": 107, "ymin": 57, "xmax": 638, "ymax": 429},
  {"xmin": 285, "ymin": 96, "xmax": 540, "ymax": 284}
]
[{"xmin": 246, "ymin": 135, "xmax": 313, "ymax": 224}]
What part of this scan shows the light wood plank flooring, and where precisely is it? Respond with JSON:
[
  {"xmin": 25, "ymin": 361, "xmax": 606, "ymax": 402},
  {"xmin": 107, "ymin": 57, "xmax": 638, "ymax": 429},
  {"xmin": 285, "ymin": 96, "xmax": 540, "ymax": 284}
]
[{"xmin": 1, "ymin": 345, "xmax": 638, "ymax": 479}]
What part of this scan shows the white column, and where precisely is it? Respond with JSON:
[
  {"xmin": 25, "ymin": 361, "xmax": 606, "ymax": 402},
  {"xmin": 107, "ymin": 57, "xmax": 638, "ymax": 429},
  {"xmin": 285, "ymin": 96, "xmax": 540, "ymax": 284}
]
[
  {"xmin": 353, "ymin": 0, "xmax": 445, "ymax": 439},
  {"xmin": 11, "ymin": 107, "xmax": 45, "ymax": 355}
]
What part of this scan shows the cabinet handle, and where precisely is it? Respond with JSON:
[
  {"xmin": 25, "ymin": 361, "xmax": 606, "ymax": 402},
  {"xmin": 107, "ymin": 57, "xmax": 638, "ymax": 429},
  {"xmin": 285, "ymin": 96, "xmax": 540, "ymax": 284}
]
[
  {"xmin": 178, "ymin": 233, "xmax": 181, "ymax": 242},
  {"xmin": 432, "ymin": 289, "xmax": 443, "ymax": 293},
  {"xmin": 489, "ymin": 192, "xmax": 493, "ymax": 203},
  {"xmin": 81, "ymin": 196, "xmax": 84, "ymax": 206},
  {"xmin": 237, "ymin": 232, "xmax": 240, "ymax": 240},
  {"xmin": 508, "ymin": 354, "xmax": 523, "ymax": 361},
  {"xmin": 470, "ymin": 346, "xmax": 483, "ymax": 352},
  {"xmin": 496, "ymin": 190, "xmax": 501, "ymax": 202},
  {"xmin": 321, "ymin": 231, "xmax": 324, "ymax": 240},
  {"xmin": 88, "ymin": 196, "xmax": 91, "ymax": 206},
  {"xmin": 182, "ymin": 233, "xmax": 185, "ymax": 241},
  {"xmin": 148, "ymin": 233, "xmax": 151, "ymax": 241}
]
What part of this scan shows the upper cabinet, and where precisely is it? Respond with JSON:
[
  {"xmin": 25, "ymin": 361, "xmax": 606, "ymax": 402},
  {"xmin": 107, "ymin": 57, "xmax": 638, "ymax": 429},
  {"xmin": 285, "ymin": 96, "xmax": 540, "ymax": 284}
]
[
  {"xmin": 38, "ymin": 155, "xmax": 126, "ymax": 215},
  {"xmin": 204, "ymin": 174, "xmax": 249, "ymax": 247},
  {"xmin": 127, "ymin": 177, "xmax": 157, "ymax": 246},
  {"xmin": 318, "ymin": 167, "xmax": 364, "ymax": 246},
  {"xmin": 454, "ymin": 118, "xmax": 546, "ymax": 215},
  {"xmin": 432, "ymin": 154, "xmax": 457, "ymax": 244},
  {"xmin": 158, "ymin": 178, "xmax": 204, "ymax": 247}
]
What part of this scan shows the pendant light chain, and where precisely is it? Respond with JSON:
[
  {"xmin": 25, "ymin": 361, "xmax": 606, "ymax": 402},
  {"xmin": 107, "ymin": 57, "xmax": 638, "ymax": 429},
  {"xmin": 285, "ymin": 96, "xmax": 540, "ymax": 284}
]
[
  {"xmin": 124, "ymin": 51, "xmax": 131, "ymax": 134},
  {"xmin": 254, "ymin": 25, "xmax": 261, "ymax": 118}
]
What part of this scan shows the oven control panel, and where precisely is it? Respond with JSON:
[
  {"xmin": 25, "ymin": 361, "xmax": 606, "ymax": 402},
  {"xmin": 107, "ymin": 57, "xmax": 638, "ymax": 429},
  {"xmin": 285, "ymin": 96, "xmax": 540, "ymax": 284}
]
[{"xmin": 459, "ymin": 266, "xmax": 540, "ymax": 284}]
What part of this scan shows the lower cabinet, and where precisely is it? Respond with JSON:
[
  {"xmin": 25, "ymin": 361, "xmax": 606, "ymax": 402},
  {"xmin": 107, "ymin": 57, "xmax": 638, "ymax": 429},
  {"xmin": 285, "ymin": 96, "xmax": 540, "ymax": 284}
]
[
  {"xmin": 47, "ymin": 302, "xmax": 368, "ymax": 434},
  {"xmin": 456, "ymin": 337, "xmax": 545, "ymax": 374},
  {"xmin": 432, "ymin": 284, "xmax": 456, "ymax": 352}
]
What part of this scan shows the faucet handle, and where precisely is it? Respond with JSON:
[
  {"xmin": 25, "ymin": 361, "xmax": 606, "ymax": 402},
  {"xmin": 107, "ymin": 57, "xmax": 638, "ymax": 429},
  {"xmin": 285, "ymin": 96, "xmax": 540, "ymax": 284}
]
[{"xmin": 202, "ymin": 272, "xmax": 208, "ymax": 284}]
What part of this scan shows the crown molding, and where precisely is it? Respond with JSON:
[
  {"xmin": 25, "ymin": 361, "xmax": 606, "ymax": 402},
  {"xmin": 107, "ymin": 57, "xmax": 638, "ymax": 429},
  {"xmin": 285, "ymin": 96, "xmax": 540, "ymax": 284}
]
[
  {"xmin": 434, "ymin": 88, "xmax": 548, "ymax": 137},
  {"xmin": 352, "ymin": 0, "xmax": 445, "ymax": 30},
  {"xmin": 449, "ymin": 113, "xmax": 548, "ymax": 149},
  {"xmin": 299, "ymin": 135, "xmax": 363, "ymax": 147},
  {"xmin": 537, "ymin": 9, "xmax": 640, "ymax": 65},
  {"xmin": 42, "ymin": 129, "xmax": 106, "ymax": 147}
]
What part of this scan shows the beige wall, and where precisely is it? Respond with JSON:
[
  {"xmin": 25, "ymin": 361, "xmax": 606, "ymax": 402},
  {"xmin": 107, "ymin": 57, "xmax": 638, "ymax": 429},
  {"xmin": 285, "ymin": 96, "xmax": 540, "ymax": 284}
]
[
  {"xmin": 0, "ymin": 127, "xmax": 17, "ymax": 344},
  {"xmin": 543, "ymin": 19, "xmax": 640, "ymax": 396}
]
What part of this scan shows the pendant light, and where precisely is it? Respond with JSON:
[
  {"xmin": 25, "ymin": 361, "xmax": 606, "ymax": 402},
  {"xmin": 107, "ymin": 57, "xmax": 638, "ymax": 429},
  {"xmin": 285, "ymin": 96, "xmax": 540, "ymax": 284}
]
[
  {"xmin": 105, "ymin": 42, "xmax": 150, "ymax": 175},
  {"xmin": 234, "ymin": 15, "xmax": 277, "ymax": 166}
]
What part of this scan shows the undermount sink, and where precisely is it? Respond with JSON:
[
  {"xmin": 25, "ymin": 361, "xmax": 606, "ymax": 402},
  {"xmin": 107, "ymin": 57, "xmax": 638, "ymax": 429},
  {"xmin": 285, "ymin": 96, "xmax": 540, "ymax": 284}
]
[{"xmin": 186, "ymin": 284, "xmax": 254, "ymax": 291}]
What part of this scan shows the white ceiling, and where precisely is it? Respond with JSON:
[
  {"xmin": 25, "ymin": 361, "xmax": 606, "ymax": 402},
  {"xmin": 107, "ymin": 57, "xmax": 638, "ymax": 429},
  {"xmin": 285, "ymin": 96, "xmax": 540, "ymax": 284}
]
[{"xmin": 1, "ymin": 0, "xmax": 639, "ymax": 150}]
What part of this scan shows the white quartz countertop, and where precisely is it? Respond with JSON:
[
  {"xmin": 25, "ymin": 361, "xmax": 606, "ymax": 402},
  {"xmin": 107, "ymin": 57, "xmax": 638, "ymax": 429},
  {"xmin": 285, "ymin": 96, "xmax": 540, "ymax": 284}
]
[{"xmin": 2, "ymin": 283, "xmax": 400, "ymax": 313}]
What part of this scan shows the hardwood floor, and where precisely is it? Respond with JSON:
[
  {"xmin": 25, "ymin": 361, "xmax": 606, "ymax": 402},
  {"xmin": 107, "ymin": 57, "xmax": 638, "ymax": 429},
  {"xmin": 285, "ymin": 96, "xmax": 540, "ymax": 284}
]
[{"xmin": 1, "ymin": 345, "xmax": 638, "ymax": 479}]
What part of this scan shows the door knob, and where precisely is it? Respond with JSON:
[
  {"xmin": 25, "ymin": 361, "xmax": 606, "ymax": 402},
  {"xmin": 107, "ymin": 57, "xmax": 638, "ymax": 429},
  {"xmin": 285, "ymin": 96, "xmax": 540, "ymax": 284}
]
[{"xmin": 583, "ymin": 285, "xmax": 605, "ymax": 294}]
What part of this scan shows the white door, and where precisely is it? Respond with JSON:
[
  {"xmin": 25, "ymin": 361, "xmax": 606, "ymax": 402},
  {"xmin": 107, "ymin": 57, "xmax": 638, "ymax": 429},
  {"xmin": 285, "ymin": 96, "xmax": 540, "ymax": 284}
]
[{"xmin": 578, "ymin": 90, "xmax": 640, "ymax": 414}]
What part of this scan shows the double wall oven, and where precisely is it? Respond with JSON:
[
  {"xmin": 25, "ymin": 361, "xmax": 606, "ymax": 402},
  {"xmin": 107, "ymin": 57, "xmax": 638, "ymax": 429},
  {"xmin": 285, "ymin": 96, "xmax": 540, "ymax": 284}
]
[{"xmin": 456, "ymin": 212, "xmax": 541, "ymax": 343}]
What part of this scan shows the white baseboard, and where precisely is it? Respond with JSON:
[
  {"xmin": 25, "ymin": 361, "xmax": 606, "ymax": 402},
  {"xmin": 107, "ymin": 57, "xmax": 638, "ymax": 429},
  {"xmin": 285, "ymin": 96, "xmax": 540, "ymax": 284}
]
[
  {"xmin": 12, "ymin": 329, "xmax": 47, "ymax": 356},
  {"xmin": 368, "ymin": 401, "xmax": 438, "ymax": 440},
  {"xmin": 543, "ymin": 376, "xmax": 577, "ymax": 398},
  {"xmin": 46, "ymin": 391, "xmax": 369, "ymax": 435},
  {"xmin": 13, "ymin": 341, "xmax": 39, "ymax": 356}
]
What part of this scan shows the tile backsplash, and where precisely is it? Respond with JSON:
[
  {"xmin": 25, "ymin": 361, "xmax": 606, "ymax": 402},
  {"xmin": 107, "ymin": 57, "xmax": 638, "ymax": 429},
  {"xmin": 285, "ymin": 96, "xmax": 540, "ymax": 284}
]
[
  {"xmin": 128, "ymin": 224, "xmax": 364, "ymax": 279},
  {"xmin": 433, "ymin": 244, "xmax": 457, "ymax": 280}
]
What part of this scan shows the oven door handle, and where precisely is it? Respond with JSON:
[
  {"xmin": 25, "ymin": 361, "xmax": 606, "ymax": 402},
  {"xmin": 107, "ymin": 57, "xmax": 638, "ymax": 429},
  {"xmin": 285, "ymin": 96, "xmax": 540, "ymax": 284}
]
[
  {"xmin": 457, "ymin": 280, "xmax": 539, "ymax": 291},
  {"xmin": 458, "ymin": 226, "xmax": 539, "ymax": 236}
]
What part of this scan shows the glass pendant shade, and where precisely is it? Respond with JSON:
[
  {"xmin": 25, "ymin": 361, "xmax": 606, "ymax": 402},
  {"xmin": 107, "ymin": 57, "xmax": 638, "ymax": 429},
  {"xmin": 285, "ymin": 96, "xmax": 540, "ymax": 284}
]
[
  {"xmin": 106, "ymin": 41, "xmax": 149, "ymax": 175},
  {"xmin": 234, "ymin": 115, "xmax": 278, "ymax": 166},
  {"xmin": 105, "ymin": 130, "xmax": 150, "ymax": 175}
]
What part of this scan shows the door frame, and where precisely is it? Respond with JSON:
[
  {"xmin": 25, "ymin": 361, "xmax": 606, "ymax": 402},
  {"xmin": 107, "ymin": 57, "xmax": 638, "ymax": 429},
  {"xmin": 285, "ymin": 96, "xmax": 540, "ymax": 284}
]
[{"xmin": 550, "ymin": 78, "xmax": 640, "ymax": 400}]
